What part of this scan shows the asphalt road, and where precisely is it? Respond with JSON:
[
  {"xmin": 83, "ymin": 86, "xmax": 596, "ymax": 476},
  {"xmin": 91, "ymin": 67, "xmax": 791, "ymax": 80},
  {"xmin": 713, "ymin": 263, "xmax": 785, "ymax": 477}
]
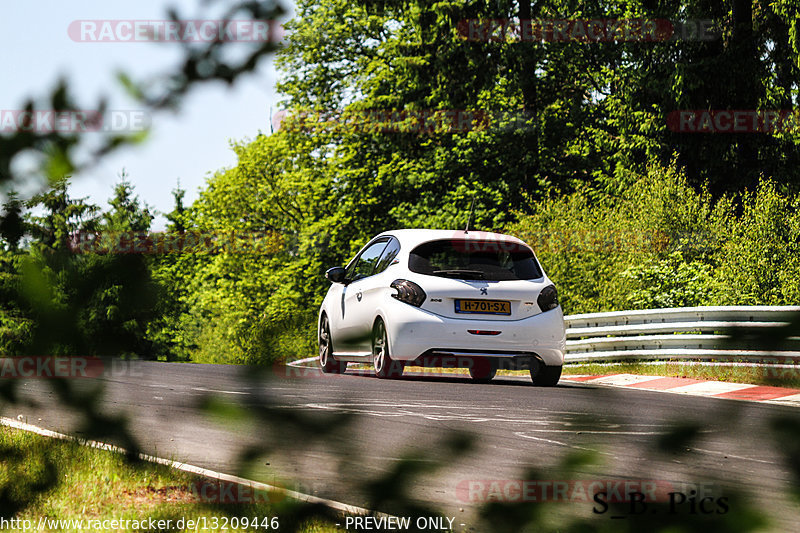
[{"xmin": 3, "ymin": 360, "xmax": 800, "ymax": 530}]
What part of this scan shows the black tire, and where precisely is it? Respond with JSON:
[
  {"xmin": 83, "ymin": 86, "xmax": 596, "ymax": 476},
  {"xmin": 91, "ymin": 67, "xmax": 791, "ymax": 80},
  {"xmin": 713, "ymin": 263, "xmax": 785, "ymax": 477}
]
[
  {"xmin": 319, "ymin": 315, "xmax": 346, "ymax": 374},
  {"xmin": 468, "ymin": 358, "xmax": 497, "ymax": 383},
  {"xmin": 531, "ymin": 364, "xmax": 561, "ymax": 386},
  {"xmin": 372, "ymin": 319, "xmax": 403, "ymax": 379}
]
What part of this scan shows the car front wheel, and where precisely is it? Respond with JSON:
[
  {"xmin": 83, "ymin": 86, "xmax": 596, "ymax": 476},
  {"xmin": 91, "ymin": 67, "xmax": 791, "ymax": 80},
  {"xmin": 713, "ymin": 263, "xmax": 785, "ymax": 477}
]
[
  {"xmin": 372, "ymin": 319, "xmax": 403, "ymax": 379},
  {"xmin": 319, "ymin": 315, "xmax": 346, "ymax": 374}
]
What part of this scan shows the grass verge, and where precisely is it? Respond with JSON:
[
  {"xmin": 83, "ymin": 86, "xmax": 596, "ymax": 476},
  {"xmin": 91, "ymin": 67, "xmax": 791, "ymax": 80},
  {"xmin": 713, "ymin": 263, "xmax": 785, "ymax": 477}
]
[{"xmin": 1, "ymin": 425, "xmax": 343, "ymax": 532}]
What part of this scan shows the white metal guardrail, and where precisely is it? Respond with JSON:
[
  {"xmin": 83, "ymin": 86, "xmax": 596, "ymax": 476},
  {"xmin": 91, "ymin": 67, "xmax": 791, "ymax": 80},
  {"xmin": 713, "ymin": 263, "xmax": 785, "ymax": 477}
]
[{"xmin": 563, "ymin": 306, "xmax": 800, "ymax": 364}]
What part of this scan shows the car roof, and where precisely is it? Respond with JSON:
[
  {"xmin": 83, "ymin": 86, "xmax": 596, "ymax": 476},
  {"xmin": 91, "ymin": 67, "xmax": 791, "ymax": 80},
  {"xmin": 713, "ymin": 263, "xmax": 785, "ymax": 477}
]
[{"xmin": 374, "ymin": 228, "xmax": 529, "ymax": 250}]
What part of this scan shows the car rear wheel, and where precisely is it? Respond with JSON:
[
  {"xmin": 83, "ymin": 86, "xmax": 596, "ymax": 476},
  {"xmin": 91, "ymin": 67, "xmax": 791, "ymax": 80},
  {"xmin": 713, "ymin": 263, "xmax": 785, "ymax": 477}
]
[
  {"xmin": 531, "ymin": 364, "xmax": 561, "ymax": 386},
  {"xmin": 373, "ymin": 319, "xmax": 403, "ymax": 379},
  {"xmin": 319, "ymin": 315, "xmax": 347, "ymax": 374},
  {"xmin": 468, "ymin": 358, "xmax": 497, "ymax": 383}
]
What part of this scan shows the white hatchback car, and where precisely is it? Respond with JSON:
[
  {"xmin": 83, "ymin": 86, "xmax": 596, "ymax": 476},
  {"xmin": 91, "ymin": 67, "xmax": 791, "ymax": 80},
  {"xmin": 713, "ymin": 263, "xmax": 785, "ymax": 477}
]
[{"xmin": 318, "ymin": 229, "xmax": 566, "ymax": 385}]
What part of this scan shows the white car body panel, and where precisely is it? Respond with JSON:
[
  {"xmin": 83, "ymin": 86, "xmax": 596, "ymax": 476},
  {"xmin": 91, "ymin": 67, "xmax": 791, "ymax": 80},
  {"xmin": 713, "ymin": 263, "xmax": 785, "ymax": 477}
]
[{"xmin": 319, "ymin": 229, "xmax": 566, "ymax": 370}]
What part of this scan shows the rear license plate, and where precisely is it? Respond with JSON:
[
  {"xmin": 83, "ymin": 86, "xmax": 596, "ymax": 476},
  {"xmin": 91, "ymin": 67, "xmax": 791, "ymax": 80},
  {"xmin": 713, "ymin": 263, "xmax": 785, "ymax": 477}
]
[{"xmin": 455, "ymin": 299, "xmax": 511, "ymax": 315}]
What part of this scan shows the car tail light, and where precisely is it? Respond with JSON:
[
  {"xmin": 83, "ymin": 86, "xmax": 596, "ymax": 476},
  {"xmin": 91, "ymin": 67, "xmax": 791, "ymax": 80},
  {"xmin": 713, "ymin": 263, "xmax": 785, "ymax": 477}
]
[
  {"xmin": 391, "ymin": 279, "xmax": 427, "ymax": 307},
  {"xmin": 537, "ymin": 284, "xmax": 559, "ymax": 312}
]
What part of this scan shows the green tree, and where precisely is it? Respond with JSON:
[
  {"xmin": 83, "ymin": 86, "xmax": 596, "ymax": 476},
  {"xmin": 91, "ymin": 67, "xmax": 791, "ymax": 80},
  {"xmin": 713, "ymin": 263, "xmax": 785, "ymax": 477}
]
[
  {"xmin": 19, "ymin": 177, "xmax": 160, "ymax": 357},
  {"xmin": 20, "ymin": 178, "xmax": 100, "ymax": 355},
  {"xmin": 0, "ymin": 193, "xmax": 31, "ymax": 353},
  {"xmin": 80, "ymin": 178, "xmax": 160, "ymax": 357},
  {"xmin": 147, "ymin": 183, "xmax": 202, "ymax": 361}
]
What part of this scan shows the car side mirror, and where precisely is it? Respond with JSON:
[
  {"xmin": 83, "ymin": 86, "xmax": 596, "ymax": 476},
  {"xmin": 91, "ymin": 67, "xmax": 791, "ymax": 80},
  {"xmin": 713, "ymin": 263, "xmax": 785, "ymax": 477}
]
[{"xmin": 325, "ymin": 266, "xmax": 347, "ymax": 284}]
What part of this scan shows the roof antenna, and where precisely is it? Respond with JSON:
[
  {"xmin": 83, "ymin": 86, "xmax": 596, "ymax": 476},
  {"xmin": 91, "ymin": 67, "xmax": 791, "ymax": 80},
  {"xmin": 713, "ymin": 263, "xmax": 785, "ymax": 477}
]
[{"xmin": 464, "ymin": 196, "xmax": 475, "ymax": 234}]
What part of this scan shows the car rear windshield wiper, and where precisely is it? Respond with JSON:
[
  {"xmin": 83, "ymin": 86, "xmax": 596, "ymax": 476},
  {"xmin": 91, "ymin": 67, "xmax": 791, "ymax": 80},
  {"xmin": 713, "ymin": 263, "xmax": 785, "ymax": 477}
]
[{"xmin": 432, "ymin": 269, "xmax": 485, "ymax": 279}]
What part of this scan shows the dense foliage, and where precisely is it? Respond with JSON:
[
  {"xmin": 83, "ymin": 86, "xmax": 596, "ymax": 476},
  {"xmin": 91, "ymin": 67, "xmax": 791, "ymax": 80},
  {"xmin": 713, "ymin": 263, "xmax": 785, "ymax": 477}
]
[
  {"xmin": 508, "ymin": 162, "xmax": 800, "ymax": 313},
  {"xmin": 2, "ymin": 0, "xmax": 800, "ymax": 363}
]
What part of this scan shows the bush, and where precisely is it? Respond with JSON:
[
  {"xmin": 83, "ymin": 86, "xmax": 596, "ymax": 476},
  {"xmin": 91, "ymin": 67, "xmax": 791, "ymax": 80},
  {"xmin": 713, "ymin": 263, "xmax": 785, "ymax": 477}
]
[
  {"xmin": 621, "ymin": 252, "xmax": 718, "ymax": 309},
  {"xmin": 716, "ymin": 181, "xmax": 800, "ymax": 305},
  {"xmin": 506, "ymin": 162, "xmax": 800, "ymax": 314}
]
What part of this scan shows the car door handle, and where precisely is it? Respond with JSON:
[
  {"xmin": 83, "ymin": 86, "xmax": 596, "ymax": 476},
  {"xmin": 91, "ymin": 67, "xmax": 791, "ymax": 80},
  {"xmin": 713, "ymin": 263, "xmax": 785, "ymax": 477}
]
[{"xmin": 356, "ymin": 291, "xmax": 363, "ymax": 302}]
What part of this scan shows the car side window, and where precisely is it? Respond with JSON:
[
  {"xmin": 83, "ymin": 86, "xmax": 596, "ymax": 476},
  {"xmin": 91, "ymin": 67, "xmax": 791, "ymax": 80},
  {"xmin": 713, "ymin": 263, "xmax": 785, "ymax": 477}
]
[
  {"xmin": 373, "ymin": 237, "xmax": 401, "ymax": 274},
  {"xmin": 347, "ymin": 239, "xmax": 389, "ymax": 281}
]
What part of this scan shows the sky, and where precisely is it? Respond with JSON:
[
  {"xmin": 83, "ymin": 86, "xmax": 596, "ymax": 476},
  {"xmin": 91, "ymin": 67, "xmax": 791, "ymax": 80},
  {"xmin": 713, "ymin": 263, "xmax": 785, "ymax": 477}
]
[{"xmin": 1, "ymin": 0, "xmax": 294, "ymax": 229}]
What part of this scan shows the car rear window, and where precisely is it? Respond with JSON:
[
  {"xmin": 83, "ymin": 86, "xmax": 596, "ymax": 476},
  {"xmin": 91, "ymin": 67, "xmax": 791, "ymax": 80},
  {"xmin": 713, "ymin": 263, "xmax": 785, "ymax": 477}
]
[{"xmin": 408, "ymin": 239, "xmax": 543, "ymax": 281}]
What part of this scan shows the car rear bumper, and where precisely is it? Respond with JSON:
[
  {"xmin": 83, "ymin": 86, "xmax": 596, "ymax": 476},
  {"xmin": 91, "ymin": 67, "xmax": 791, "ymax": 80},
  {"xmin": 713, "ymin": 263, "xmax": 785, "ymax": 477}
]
[{"xmin": 382, "ymin": 302, "xmax": 566, "ymax": 367}]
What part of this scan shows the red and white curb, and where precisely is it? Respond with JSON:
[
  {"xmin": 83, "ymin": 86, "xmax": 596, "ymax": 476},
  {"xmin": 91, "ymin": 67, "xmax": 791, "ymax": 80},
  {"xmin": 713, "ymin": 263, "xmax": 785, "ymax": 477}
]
[{"xmin": 562, "ymin": 374, "xmax": 800, "ymax": 406}]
